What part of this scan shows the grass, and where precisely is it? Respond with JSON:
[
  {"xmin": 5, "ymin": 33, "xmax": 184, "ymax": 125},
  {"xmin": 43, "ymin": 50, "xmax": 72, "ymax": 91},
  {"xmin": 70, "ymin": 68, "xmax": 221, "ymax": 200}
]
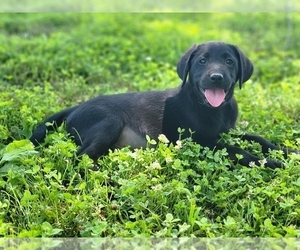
[{"xmin": 0, "ymin": 13, "xmax": 300, "ymax": 237}]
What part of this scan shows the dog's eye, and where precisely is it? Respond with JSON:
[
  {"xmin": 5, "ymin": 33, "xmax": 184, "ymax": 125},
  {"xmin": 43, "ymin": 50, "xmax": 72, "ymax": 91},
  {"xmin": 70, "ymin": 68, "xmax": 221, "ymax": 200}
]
[
  {"xmin": 226, "ymin": 59, "xmax": 234, "ymax": 65},
  {"xmin": 199, "ymin": 58, "xmax": 206, "ymax": 64}
]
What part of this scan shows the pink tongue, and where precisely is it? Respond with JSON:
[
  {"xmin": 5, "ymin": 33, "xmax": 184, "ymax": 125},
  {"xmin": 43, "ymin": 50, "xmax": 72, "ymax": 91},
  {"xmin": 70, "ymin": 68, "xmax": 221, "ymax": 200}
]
[{"xmin": 204, "ymin": 88, "xmax": 226, "ymax": 107}]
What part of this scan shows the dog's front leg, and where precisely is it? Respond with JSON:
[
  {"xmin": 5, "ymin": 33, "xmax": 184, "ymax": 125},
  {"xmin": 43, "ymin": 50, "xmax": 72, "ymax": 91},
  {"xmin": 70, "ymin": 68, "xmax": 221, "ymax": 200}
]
[
  {"xmin": 215, "ymin": 144, "xmax": 283, "ymax": 169},
  {"xmin": 241, "ymin": 133, "xmax": 299, "ymax": 158}
]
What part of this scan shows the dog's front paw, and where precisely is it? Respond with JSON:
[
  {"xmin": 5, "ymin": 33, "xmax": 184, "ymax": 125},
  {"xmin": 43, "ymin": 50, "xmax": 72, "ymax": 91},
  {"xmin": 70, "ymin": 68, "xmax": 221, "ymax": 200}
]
[
  {"xmin": 264, "ymin": 159, "xmax": 283, "ymax": 169},
  {"xmin": 284, "ymin": 148, "xmax": 300, "ymax": 156}
]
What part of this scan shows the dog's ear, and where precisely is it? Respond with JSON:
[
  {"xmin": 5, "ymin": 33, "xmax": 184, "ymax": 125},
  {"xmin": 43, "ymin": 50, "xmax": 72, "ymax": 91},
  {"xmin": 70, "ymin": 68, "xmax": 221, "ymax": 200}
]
[
  {"xmin": 177, "ymin": 44, "xmax": 198, "ymax": 86},
  {"xmin": 231, "ymin": 45, "xmax": 254, "ymax": 89}
]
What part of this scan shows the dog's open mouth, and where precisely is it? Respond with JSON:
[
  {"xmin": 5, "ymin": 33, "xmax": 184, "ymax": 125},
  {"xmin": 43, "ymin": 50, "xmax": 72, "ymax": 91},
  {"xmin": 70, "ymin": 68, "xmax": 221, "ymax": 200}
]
[{"xmin": 203, "ymin": 88, "xmax": 226, "ymax": 107}]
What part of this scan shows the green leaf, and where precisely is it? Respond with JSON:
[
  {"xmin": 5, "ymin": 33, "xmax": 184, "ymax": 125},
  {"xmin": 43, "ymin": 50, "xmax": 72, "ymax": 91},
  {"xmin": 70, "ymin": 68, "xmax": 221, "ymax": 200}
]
[
  {"xmin": 146, "ymin": 135, "xmax": 157, "ymax": 145},
  {"xmin": 0, "ymin": 140, "xmax": 38, "ymax": 164},
  {"xmin": 91, "ymin": 221, "xmax": 108, "ymax": 236},
  {"xmin": 224, "ymin": 216, "xmax": 237, "ymax": 230},
  {"xmin": 0, "ymin": 125, "xmax": 9, "ymax": 140},
  {"xmin": 41, "ymin": 222, "xmax": 63, "ymax": 237},
  {"xmin": 178, "ymin": 223, "xmax": 190, "ymax": 234},
  {"xmin": 20, "ymin": 190, "xmax": 39, "ymax": 205}
]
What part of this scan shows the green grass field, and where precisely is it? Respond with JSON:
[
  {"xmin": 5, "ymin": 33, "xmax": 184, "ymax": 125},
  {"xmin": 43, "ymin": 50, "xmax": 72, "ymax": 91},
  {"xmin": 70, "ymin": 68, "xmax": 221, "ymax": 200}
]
[{"xmin": 0, "ymin": 13, "xmax": 300, "ymax": 237}]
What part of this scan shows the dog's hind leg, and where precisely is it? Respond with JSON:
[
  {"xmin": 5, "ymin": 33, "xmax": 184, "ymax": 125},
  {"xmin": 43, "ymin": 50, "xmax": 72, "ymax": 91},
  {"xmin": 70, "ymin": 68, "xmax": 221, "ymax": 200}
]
[{"xmin": 75, "ymin": 118, "xmax": 124, "ymax": 162}]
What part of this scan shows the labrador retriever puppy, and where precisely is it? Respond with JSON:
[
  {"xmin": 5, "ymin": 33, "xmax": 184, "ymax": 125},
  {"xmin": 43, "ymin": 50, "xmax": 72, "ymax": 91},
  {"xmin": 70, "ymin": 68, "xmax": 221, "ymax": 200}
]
[{"xmin": 30, "ymin": 41, "xmax": 298, "ymax": 168}]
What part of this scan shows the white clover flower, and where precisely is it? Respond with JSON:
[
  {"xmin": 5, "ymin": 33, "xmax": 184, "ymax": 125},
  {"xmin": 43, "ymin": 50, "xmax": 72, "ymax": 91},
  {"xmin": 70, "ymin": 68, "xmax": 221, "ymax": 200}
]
[
  {"xmin": 175, "ymin": 140, "xmax": 182, "ymax": 150},
  {"xmin": 248, "ymin": 161, "xmax": 256, "ymax": 168},
  {"xmin": 127, "ymin": 151, "xmax": 137, "ymax": 159},
  {"xmin": 158, "ymin": 134, "xmax": 170, "ymax": 144},
  {"xmin": 165, "ymin": 157, "xmax": 173, "ymax": 163},
  {"xmin": 258, "ymin": 158, "xmax": 267, "ymax": 166},
  {"xmin": 151, "ymin": 184, "xmax": 162, "ymax": 191},
  {"xmin": 240, "ymin": 120, "xmax": 249, "ymax": 129},
  {"xmin": 147, "ymin": 161, "xmax": 162, "ymax": 170}
]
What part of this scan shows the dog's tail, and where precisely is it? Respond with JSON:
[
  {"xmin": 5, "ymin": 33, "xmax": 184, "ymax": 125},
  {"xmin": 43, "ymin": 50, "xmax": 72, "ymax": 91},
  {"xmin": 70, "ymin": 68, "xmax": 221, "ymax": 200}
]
[{"xmin": 30, "ymin": 106, "xmax": 77, "ymax": 146}]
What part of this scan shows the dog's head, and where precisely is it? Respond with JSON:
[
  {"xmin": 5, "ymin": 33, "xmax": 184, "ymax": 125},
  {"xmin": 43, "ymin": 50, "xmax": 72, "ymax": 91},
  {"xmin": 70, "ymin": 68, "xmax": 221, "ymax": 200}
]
[{"xmin": 177, "ymin": 41, "xmax": 253, "ymax": 108}]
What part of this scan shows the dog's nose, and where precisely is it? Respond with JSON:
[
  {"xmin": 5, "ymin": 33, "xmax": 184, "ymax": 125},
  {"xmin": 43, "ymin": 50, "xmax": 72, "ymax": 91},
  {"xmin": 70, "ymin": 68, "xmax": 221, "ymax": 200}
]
[{"xmin": 210, "ymin": 73, "xmax": 224, "ymax": 82}]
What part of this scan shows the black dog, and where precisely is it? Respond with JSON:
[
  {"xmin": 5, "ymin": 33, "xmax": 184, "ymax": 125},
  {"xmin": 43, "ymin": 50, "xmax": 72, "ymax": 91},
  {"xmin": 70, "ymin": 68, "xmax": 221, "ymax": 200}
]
[{"xmin": 30, "ymin": 41, "xmax": 298, "ymax": 168}]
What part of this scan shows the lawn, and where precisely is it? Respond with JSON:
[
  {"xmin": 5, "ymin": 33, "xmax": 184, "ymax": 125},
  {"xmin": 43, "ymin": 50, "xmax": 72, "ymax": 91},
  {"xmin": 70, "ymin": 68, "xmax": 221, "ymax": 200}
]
[{"xmin": 0, "ymin": 13, "xmax": 299, "ymax": 238}]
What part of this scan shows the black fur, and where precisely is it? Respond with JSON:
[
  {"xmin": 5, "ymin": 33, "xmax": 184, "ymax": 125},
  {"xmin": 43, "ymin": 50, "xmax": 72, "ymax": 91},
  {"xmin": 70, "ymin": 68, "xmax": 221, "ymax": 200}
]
[{"xmin": 30, "ymin": 41, "xmax": 298, "ymax": 168}]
